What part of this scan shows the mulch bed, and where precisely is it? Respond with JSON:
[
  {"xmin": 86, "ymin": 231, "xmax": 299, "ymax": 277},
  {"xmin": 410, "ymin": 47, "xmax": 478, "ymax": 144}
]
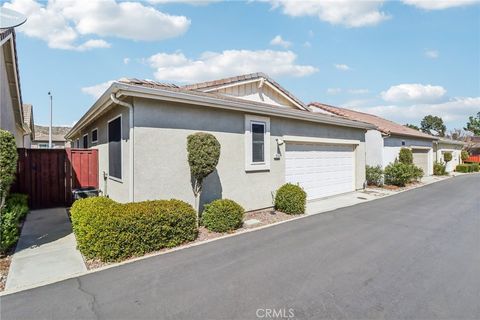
[
  {"xmin": 84, "ymin": 208, "xmax": 299, "ymax": 270},
  {"xmin": 0, "ymin": 253, "xmax": 13, "ymax": 291}
]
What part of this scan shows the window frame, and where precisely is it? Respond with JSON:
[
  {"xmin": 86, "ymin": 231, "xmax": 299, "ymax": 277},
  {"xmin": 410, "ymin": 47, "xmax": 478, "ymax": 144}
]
[
  {"xmin": 91, "ymin": 128, "xmax": 98, "ymax": 144},
  {"xmin": 107, "ymin": 114, "xmax": 123, "ymax": 182},
  {"xmin": 244, "ymin": 115, "xmax": 270, "ymax": 172},
  {"xmin": 82, "ymin": 134, "xmax": 88, "ymax": 149},
  {"xmin": 76, "ymin": 139, "xmax": 80, "ymax": 148}
]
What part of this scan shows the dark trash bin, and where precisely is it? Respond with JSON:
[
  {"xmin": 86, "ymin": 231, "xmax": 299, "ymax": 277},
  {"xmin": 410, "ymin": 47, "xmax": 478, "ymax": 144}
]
[{"xmin": 72, "ymin": 187, "xmax": 99, "ymax": 201}]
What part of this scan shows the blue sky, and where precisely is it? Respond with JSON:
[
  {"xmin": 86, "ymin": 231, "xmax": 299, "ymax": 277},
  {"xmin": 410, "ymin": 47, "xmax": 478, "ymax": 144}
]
[{"xmin": 2, "ymin": 0, "xmax": 479, "ymax": 131}]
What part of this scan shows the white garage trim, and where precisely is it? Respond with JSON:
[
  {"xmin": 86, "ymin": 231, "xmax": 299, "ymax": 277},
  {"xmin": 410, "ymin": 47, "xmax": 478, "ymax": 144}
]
[
  {"xmin": 285, "ymin": 142, "xmax": 356, "ymax": 200},
  {"xmin": 283, "ymin": 135, "xmax": 360, "ymax": 145}
]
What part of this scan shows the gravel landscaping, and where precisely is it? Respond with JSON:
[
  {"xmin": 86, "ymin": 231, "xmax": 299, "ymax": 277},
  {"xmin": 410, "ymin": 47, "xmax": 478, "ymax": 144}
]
[{"xmin": 0, "ymin": 254, "xmax": 12, "ymax": 291}]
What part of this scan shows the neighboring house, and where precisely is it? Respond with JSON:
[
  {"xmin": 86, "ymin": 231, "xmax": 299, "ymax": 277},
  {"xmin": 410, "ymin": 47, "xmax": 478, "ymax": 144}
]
[
  {"xmin": 309, "ymin": 103, "xmax": 438, "ymax": 175},
  {"xmin": 466, "ymin": 136, "xmax": 480, "ymax": 156},
  {"xmin": 31, "ymin": 125, "xmax": 70, "ymax": 149},
  {"xmin": 0, "ymin": 28, "xmax": 28, "ymax": 146},
  {"xmin": 22, "ymin": 104, "xmax": 34, "ymax": 148},
  {"xmin": 66, "ymin": 73, "xmax": 374, "ymax": 211},
  {"xmin": 433, "ymin": 138, "xmax": 465, "ymax": 173}
]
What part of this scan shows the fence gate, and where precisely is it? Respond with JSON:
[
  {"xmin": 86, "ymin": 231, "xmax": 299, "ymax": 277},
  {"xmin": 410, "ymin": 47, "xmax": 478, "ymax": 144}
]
[{"xmin": 12, "ymin": 148, "xmax": 98, "ymax": 209}]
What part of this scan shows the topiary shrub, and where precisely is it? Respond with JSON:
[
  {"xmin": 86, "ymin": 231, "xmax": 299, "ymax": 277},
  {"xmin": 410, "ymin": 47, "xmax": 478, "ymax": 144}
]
[
  {"xmin": 366, "ymin": 165, "xmax": 383, "ymax": 186},
  {"xmin": 274, "ymin": 183, "xmax": 307, "ymax": 215},
  {"xmin": 433, "ymin": 161, "xmax": 447, "ymax": 176},
  {"xmin": 186, "ymin": 132, "xmax": 221, "ymax": 225},
  {"xmin": 398, "ymin": 148, "xmax": 413, "ymax": 164},
  {"xmin": 443, "ymin": 152, "xmax": 452, "ymax": 163},
  {"xmin": 0, "ymin": 193, "xmax": 29, "ymax": 254},
  {"xmin": 384, "ymin": 161, "xmax": 413, "ymax": 187},
  {"xmin": 0, "ymin": 130, "xmax": 18, "ymax": 214},
  {"xmin": 201, "ymin": 199, "xmax": 244, "ymax": 233},
  {"xmin": 71, "ymin": 197, "xmax": 198, "ymax": 262},
  {"xmin": 461, "ymin": 150, "xmax": 469, "ymax": 163}
]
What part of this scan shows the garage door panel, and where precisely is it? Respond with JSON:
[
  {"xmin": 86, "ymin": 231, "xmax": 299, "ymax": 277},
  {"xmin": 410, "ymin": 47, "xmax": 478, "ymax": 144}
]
[
  {"xmin": 285, "ymin": 143, "xmax": 355, "ymax": 200},
  {"xmin": 412, "ymin": 149, "xmax": 429, "ymax": 175}
]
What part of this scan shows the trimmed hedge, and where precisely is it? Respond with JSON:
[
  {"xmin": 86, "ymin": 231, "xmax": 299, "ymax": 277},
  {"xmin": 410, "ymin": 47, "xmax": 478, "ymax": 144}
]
[
  {"xmin": 398, "ymin": 148, "xmax": 413, "ymax": 165},
  {"xmin": 202, "ymin": 199, "xmax": 244, "ymax": 233},
  {"xmin": 0, "ymin": 193, "xmax": 29, "ymax": 254},
  {"xmin": 366, "ymin": 165, "xmax": 383, "ymax": 186},
  {"xmin": 443, "ymin": 152, "xmax": 452, "ymax": 163},
  {"xmin": 456, "ymin": 163, "xmax": 479, "ymax": 173},
  {"xmin": 274, "ymin": 183, "xmax": 306, "ymax": 215},
  {"xmin": 70, "ymin": 197, "xmax": 198, "ymax": 262},
  {"xmin": 433, "ymin": 161, "xmax": 447, "ymax": 176}
]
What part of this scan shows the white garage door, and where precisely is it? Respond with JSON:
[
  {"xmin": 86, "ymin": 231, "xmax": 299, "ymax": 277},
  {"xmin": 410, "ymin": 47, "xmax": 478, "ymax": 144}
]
[
  {"xmin": 412, "ymin": 148, "xmax": 429, "ymax": 175},
  {"xmin": 285, "ymin": 143, "xmax": 355, "ymax": 200}
]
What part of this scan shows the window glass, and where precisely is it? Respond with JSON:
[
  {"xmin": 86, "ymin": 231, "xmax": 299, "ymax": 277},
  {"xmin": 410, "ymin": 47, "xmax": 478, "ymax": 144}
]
[
  {"xmin": 92, "ymin": 129, "xmax": 98, "ymax": 142},
  {"xmin": 108, "ymin": 117, "xmax": 122, "ymax": 179},
  {"xmin": 252, "ymin": 122, "xmax": 265, "ymax": 163},
  {"xmin": 83, "ymin": 135, "xmax": 88, "ymax": 148}
]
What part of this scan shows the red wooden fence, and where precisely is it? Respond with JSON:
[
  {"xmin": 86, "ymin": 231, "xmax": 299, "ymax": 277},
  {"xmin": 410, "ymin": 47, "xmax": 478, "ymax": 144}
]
[
  {"xmin": 12, "ymin": 148, "xmax": 98, "ymax": 209},
  {"xmin": 465, "ymin": 155, "xmax": 480, "ymax": 163}
]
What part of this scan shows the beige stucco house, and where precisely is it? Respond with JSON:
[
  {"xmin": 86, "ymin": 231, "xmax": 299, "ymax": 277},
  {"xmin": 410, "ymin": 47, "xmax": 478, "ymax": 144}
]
[
  {"xmin": 433, "ymin": 138, "xmax": 465, "ymax": 173},
  {"xmin": 0, "ymin": 28, "xmax": 29, "ymax": 146},
  {"xmin": 309, "ymin": 103, "xmax": 438, "ymax": 176},
  {"xmin": 66, "ymin": 73, "xmax": 375, "ymax": 211}
]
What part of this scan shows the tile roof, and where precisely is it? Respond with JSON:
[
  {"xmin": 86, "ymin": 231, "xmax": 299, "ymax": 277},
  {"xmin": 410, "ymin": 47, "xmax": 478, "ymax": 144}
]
[
  {"xmin": 309, "ymin": 102, "xmax": 437, "ymax": 140},
  {"xmin": 181, "ymin": 72, "xmax": 307, "ymax": 109}
]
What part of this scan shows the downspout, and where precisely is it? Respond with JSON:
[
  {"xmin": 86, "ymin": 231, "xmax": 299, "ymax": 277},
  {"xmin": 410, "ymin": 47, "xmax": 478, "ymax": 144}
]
[{"xmin": 110, "ymin": 93, "xmax": 134, "ymax": 202}]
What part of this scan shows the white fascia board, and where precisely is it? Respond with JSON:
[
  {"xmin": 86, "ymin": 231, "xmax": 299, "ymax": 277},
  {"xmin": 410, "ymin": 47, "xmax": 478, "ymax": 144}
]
[{"xmin": 283, "ymin": 135, "xmax": 360, "ymax": 145}]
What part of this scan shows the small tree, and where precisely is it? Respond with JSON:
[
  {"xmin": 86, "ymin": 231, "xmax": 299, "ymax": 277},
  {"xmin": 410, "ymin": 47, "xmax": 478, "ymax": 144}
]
[
  {"xmin": 186, "ymin": 132, "xmax": 221, "ymax": 226},
  {"xmin": 443, "ymin": 152, "xmax": 452, "ymax": 163},
  {"xmin": 0, "ymin": 130, "xmax": 18, "ymax": 214},
  {"xmin": 461, "ymin": 150, "xmax": 469, "ymax": 163},
  {"xmin": 398, "ymin": 148, "xmax": 413, "ymax": 164}
]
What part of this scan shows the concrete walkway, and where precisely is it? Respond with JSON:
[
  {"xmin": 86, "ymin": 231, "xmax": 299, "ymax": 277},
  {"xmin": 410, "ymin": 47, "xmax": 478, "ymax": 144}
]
[{"xmin": 5, "ymin": 208, "xmax": 86, "ymax": 293}]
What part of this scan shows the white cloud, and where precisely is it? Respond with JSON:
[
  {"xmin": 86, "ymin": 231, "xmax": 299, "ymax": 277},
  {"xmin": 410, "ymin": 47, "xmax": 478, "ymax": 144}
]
[
  {"xmin": 327, "ymin": 88, "xmax": 342, "ymax": 95},
  {"xmin": 270, "ymin": 35, "xmax": 292, "ymax": 48},
  {"xmin": 334, "ymin": 63, "xmax": 351, "ymax": 71},
  {"xmin": 348, "ymin": 88, "xmax": 369, "ymax": 94},
  {"xmin": 148, "ymin": 50, "xmax": 318, "ymax": 83},
  {"xmin": 402, "ymin": 0, "xmax": 479, "ymax": 10},
  {"xmin": 381, "ymin": 83, "xmax": 447, "ymax": 103},
  {"xmin": 264, "ymin": 0, "xmax": 390, "ymax": 27},
  {"xmin": 303, "ymin": 41, "xmax": 312, "ymax": 48},
  {"xmin": 123, "ymin": 57, "xmax": 131, "ymax": 65},
  {"xmin": 424, "ymin": 49, "xmax": 439, "ymax": 59},
  {"xmin": 148, "ymin": 0, "xmax": 219, "ymax": 4},
  {"xmin": 81, "ymin": 81, "xmax": 114, "ymax": 99},
  {"xmin": 354, "ymin": 97, "xmax": 480, "ymax": 126},
  {"xmin": 3, "ymin": 0, "xmax": 190, "ymax": 50}
]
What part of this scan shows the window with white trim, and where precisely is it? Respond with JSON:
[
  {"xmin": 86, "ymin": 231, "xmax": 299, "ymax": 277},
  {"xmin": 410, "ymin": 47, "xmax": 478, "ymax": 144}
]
[
  {"xmin": 108, "ymin": 116, "xmax": 122, "ymax": 180},
  {"xmin": 83, "ymin": 134, "xmax": 88, "ymax": 149},
  {"xmin": 245, "ymin": 115, "xmax": 270, "ymax": 171}
]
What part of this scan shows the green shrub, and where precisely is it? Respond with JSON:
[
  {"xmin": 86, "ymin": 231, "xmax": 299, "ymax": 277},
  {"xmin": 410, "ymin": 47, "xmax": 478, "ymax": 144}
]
[
  {"xmin": 0, "ymin": 130, "xmax": 18, "ymax": 213},
  {"xmin": 71, "ymin": 197, "xmax": 198, "ymax": 262},
  {"xmin": 398, "ymin": 148, "xmax": 413, "ymax": 164},
  {"xmin": 274, "ymin": 183, "xmax": 307, "ymax": 215},
  {"xmin": 471, "ymin": 163, "xmax": 480, "ymax": 172},
  {"xmin": 201, "ymin": 199, "xmax": 244, "ymax": 232},
  {"xmin": 443, "ymin": 152, "xmax": 452, "ymax": 163},
  {"xmin": 433, "ymin": 161, "xmax": 447, "ymax": 176},
  {"xmin": 410, "ymin": 165, "xmax": 424, "ymax": 181},
  {"xmin": 384, "ymin": 161, "xmax": 413, "ymax": 187},
  {"xmin": 0, "ymin": 193, "xmax": 29, "ymax": 254},
  {"xmin": 366, "ymin": 165, "xmax": 383, "ymax": 186},
  {"xmin": 461, "ymin": 150, "xmax": 469, "ymax": 162},
  {"xmin": 455, "ymin": 164, "xmax": 470, "ymax": 173}
]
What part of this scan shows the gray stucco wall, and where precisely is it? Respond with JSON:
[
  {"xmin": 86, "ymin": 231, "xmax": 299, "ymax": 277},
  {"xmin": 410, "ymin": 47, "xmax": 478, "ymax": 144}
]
[
  {"xmin": 70, "ymin": 107, "xmax": 131, "ymax": 202},
  {"xmin": 131, "ymin": 98, "xmax": 366, "ymax": 211},
  {"xmin": 0, "ymin": 47, "xmax": 23, "ymax": 146}
]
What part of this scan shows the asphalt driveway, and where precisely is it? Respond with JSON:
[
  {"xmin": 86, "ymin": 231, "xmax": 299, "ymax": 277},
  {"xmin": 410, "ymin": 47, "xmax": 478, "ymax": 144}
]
[{"xmin": 1, "ymin": 174, "xmax": 479, "ymax": 320}]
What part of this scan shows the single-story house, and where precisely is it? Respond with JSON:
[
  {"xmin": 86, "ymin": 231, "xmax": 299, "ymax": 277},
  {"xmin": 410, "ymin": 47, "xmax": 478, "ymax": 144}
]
[
  {"xmin": 31, "ymin": 125, "xmax": 69, "ymax": 149},
  {"xmin": 309, "ymin": 103, "xmax": 438, "ymax": 175},
  {"xmin": 0, "ymin": 28, "xmax": 29, "ymax": 146},
  {"xmin": 22, "ymin": 104, "xmax": 34, "ymax": 148},
  {"xmin": 66, "ymin": 73, "xmax": 375, "ymax": 211},
  {"xmin": 433, "ymin": 138, "xmax": 465, "ymax": 173}
]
